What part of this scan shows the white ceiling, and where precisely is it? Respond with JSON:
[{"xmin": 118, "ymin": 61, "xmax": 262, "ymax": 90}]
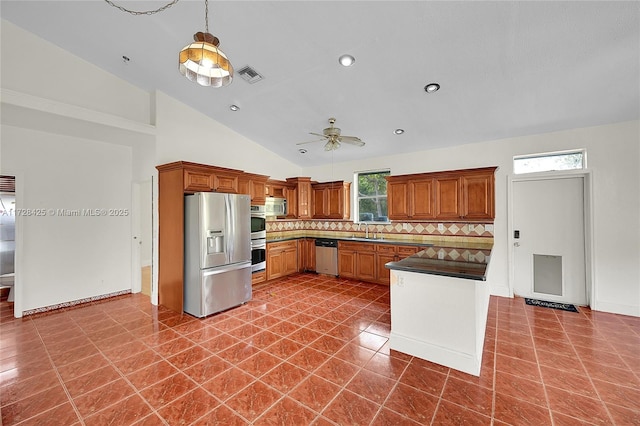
[{"xmin": 1, "ymin": 1, "xmax": 638, "ymax": 167}]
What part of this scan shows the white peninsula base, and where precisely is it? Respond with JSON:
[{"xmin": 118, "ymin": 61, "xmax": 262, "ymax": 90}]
[{"xmin": 389, "ymin": 269, "xmax": 491, "ymax": 376}]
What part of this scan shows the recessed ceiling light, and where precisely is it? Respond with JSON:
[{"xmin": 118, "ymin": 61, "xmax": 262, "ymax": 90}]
[
  {"xmin": 298, "ymin": 148, "xmax": 307, "ymax": 154},
  {"xmin": 229, "ymin": 104, "xmax": 239, "ymax": 111},
  {"xmin": 394, "ymin": 129, "xmax": 405, "ymax": 135},
  {"xmin": 338, "ymin": 54, "xmax": 355, "ymax": 67},
  {"xmin": 424, "ymin": 83, "xmax": 440, "ymax": 93},
  {"xmin": 122, "ymin": 55, "xmax": 130, "ymax": 63}
]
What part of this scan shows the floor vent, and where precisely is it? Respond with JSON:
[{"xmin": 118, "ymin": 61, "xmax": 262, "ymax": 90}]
[{"xmin": 237, "ymin": 65, "xmax": 264, "ymax": 84}]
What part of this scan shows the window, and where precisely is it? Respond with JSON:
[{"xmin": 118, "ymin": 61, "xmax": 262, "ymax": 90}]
[
  {"xmin": 354, "ymin": 170, "xmax": 390, "ymax": 222},
  {"xmin": 514, "ymin": 150, "xmax": 585, "ymax": 174}
]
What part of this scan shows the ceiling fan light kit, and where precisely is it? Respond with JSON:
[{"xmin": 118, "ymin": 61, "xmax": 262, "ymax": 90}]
[{"xmin": 178, "ymin": 0, "xmax": 233, "ymax": 87}]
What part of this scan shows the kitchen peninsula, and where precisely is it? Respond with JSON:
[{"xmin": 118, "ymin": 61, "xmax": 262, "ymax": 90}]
[{"xmin": 386, "ymin": 244, "xmax": 492, "ymax": 376}]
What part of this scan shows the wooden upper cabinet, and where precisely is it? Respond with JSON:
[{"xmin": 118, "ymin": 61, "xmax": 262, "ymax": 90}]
[
  {"xmin": 265, "ymin": 179, "xmax": 286, "ymax": 198},
  {"xmin": 386, "ymin": 167, "xmax": 497, "ymax": 221},
  {"xmin": 387, "ymin": 177, "xmax": 436, "ymax": 220},
  {"xmin": 286, "ymin": 177, "xmax": 312, "ymax": 219},
  {"xmin": 461, "ymin": 172, "xmax": 494, "ymax": 219},
  {"xmin": 238, "ymin": 173, "xmax": 268, "ymax": 205},
  {"xmin": 184, "ymin": 169, "xmax": 213, "ymax": 192},
  {"xmin": 312, "ymin": 181, "xmax": 351, "ymax": 219}
]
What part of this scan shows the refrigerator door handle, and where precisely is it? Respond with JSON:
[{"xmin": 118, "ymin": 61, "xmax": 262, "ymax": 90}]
[{"xmin": 202, "ymin": 261, "xmax": 251, "ymax": 277}]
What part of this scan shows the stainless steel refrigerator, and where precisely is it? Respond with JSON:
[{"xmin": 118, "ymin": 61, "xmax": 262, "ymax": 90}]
[{"xmin": 184, "ymin": 192, "xmax": 252, "ymax": 317}]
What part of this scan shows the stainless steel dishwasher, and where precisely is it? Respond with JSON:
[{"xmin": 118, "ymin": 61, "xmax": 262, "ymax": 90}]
[{"xmin": 315, "ymin": 238, "xmax": 338, "ymax": 276}]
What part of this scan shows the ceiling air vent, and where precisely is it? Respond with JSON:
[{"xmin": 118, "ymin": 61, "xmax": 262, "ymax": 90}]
[{"xmin": 237, "ymin": 66, "xmax": 264, "ymax": 84}]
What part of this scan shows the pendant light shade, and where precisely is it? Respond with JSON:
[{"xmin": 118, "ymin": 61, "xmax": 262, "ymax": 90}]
[
  {"xmin": 179, "ymin": 32, "xmax": 233, "ymax": 87},
  {"xmin": 178, "ymin": 0, "xmax": 233, "ymax": 87}
]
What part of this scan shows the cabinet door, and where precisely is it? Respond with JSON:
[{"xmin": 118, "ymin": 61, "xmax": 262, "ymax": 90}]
[
  {"xmin": 410, "ymin": 179, "xmax": 436, "ymax": 219},
  {"xmin": 435, "ymin": 177, "xmax": 461, "ymax": 219},
  {"xmin": 387, "ymin": 181, "xmax": 410, "ymax": 220},
  {"xmin": 305, "ymin": 239, "xmax": 316, "ymax": 271},
  {"xmin": 462, "ymin": 173, "xmax": 494, "ymax": 219},
  {"xmin": 213, "ymin": 174, "xmax": 238, "ymax": 193},
  {"xmin": 297, "ymin": 239, "xmax": 305, "ymax": 272},
  {"xmin": 356, "ymin": 252, "xmax": 376, "ymax": 281},
  {"xmin": 251, "ymin": 181, "xmax": 266, "ymax": 205},
  {"xmin": 267, "ymin": 250, "xmax": 283, "ymax": 280},
  {"xmin": 285, "ymin": 186, "xmax": 298, "ymax": 218},
  {"xmin": 284, "ymin": 248, "xmax": 298, "ymax": 275},
  {"xmin": 184, "ymin": 170, "xmax": 213, "ymax": 192},
  {"xmin": 338, "ymin": 250, "xmax": 356, "ymax": 278},
  {"xmin": 313, "ymin": 188, "xmax": 328, "ymax": 218},
  {"xmin": 327, "ymin": 187, "xmax": 344, "ymax": 218},
  {"xmin": 298, "ymin": 181, "xmax": 312, "ymax": 219},
  {"xmin": 376, "ymin": 253, "xmax": 396, "ymax": 285}
]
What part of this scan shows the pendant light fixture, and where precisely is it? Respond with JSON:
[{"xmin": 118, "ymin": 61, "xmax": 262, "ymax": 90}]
[{"xmin": 178, "ymin": 0, "xmax": 233, "ymax": 87}]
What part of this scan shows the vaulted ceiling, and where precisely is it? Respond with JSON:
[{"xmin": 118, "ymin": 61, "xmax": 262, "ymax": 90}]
[{"xmin": 1, "ymin": 1, "xmax": 638, "ymax": 166}]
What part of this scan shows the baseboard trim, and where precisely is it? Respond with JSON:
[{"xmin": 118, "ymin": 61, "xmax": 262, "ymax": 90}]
[
  {"xmin": 592, "ymin": 300, "xmax": 640, "ymax": 317},
  {"xmin": 390, "ymin": 331, "xmax": 482, "ymax": 377},
  {"xmin": 22, "ymin": 289, "xmax": 132, "ymax": 316}
]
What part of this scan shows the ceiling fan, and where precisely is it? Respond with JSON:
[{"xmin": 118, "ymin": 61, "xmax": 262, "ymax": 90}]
[{"xmin": 297, "ymin": 117, "xmax": 365, "ymax": 151}]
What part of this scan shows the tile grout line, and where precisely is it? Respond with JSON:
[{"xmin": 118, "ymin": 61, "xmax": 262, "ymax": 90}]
[{"xmin": 560, "ymin": 307, "xmax": 618, "ymax": 425}]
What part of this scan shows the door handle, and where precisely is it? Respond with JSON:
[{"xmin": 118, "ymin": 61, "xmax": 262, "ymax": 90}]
[{"xmin": 514, "ymin": 242, "xmax": 520, "ymax": 247}]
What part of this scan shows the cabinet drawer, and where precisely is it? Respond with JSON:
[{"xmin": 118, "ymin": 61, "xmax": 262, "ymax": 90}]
[
  {"xmin": 376, "ymin": 244, "xmax": 397, "ymax": 254},
  {"xmin": 338, "ymin": 241, "xmax": 375, "ymax": 252},
  {"xmin": 397, "ymin": 246, "xmax": 420, "ymax": 256},
  {"xmin": 268, "ymin": 240, "xmax": 297, "ymax": 251}
]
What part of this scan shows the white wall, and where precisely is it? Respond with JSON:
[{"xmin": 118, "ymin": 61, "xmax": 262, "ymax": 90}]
[
  {"xmin": 304, "ymin": 120, "xmax": 640, "ymax": 316},
  {"xmin": 0, "ymin": 125, "xmax": 133, "ymax": 312},
  {"xmin": 1, "ymin": 20, "xmax": 151, "ymax": 125},
  {"xmin": 154, "ymin": 91, "xmax": 301, "ymax": 177}
]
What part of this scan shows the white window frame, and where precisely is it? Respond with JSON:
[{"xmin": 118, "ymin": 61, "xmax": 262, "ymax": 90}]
[
  {"xmin": 513, "ymin": 149, "xmax": 586, "ymax": 175},
  {"xmin": 353, "ymin": 169, "xmax": 391, "ymax": 224}
]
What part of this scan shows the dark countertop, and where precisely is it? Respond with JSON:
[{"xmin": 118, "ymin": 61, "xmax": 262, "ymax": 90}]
[{"xmin": 385, "ymin": 247, "xmax": 491, "ymax": 281}]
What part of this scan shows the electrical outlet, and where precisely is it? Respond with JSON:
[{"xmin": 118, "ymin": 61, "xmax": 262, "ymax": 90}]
[
  {"xmin": 403, "ymin": 223, "xmax": 408, "ymax": 230},
  {"xmin": 438, "ymin": 223, "xmax": 444, "ymax": 232},
  {"xmin": 468, "ymin": 224, "xmax": 474, "ymax": 232},
  {"xmin": 438, "ymin": 249, "xmax": 445, "ymax": 260},
  {"xmin": 469, "ymin": 254, "xmax": 475, "ymax": 262}
]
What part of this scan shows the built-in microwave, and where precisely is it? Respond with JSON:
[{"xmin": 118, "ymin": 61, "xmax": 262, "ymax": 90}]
[
  {"xmin": 265, "ymin": 197, "xmax": 287, "ymax": 217},
  {"xmin": 250, "ymin": 205, "xmax": 266, "ymax": 240}
]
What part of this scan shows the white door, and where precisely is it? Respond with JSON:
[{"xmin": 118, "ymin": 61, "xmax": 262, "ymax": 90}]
[{"xmin": 512, "ymin": 176, "xmax": 586, "ymax": 305}]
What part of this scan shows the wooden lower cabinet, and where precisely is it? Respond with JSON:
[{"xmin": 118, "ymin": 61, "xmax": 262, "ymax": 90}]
[
  {"xmin": 339, "ymin": 241, "xmax": 420, "ymax": 285},
  {"xmin": 267, "ymin": 240, "xmax": 298, "ymax": 281},
  {"xmin": 297, "ymin": 238, "xmax": 316, "ymax": 272},
  {"xmin": 337, "ymin": 241, "xmax": 376, "ymax": 282}
]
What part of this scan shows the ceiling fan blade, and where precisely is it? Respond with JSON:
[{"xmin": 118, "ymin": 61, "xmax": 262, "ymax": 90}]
[
  {"xmin": 339, "ymin": 136, "xmax": 365, "ymax": 147},
  {"xmin": 309, "ymin": 132, "xmax": 328, "ymax": 138},
  {"xmin": 296, "ymin": 139, "xmax": 325, "ymax": 146}
]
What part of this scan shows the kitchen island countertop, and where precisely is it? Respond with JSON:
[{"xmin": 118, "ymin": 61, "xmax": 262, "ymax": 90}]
[{"xmin": 385, "ymin": 245, "xmax": 491, "ymax": 281}]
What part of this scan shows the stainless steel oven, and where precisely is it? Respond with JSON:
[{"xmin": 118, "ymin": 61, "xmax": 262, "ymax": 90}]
[
  {"xmin": 250, "ymin": 205, "xmax": 266, "ymax": 240},
  {"xmin": 251, "ymin": 238, "xmax": 266, "ymax": 273}
]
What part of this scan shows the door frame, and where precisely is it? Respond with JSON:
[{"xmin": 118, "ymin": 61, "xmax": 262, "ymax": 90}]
[{"xmin": 507, "ymin": 170, "xmax": 594, "ymax": 306}]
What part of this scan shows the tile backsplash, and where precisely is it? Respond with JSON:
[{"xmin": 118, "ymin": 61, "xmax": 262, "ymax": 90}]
[{"xmin": 267, "ymin": 220, "xmax": 493, "ymax": 245}]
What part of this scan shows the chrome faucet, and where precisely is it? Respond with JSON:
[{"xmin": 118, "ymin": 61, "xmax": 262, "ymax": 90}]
[{"xmin": 358, "ymin": 222, "xmax": 369, "ymax": 239}]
